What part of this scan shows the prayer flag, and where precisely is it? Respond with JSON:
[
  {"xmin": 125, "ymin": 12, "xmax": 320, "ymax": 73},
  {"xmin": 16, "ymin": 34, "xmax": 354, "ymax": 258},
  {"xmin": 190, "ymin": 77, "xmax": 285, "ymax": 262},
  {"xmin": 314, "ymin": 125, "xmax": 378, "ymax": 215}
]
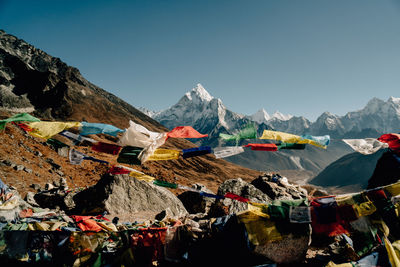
[
  {"xmin": 28, "ymin": 121, "xmax": 82, "ymax": 139},
  {"xmin": 69, "ymin": 149, "xmax": 86, "ymax": 165},
  {"xmin": 108, "ymin": 166, "xmax": 131, "ymax": 175},
  {"xmin": 260, "ymin": 130, "xmax": 328, "ymax": 149},
  {"xmin": 147, "ymin": 149, "xmax": 180, "ymax": 161},
  {"xmin": 244, "ymin": 143, "xmax": 278, "ymax": 151},
  {"xmin": 153, "ymin": 180, "xmax": 178, "ymax": 189},
  {"xmin": 277, "ymin": 143, "xmax": 306, "ymax": 150},
  {"xmin": 166, "ymin": 126, "xmax": 208, "ymax": 139},
  {"xmin": 342, "ymin": 138, "xmax": 389, "ymax": 155},
  {"xmin": 59, "ymin": 131, "xmax": 96, "ymax": 143},
  {"xmin": 378, "ymin": 133, "xmax": 400, "ymax": 151},
  {"xmin": 213, "ymin": 146, "xmax": 245, "ymax": 158},
  {"xmin": 117, "ymin": 146, "xmax": 143, "ymax": 165},
  {"xmin": 219, "ymin": 124, "xmax": 257, "ymax": 142},
  {"xmin": 182, "ymin": 146, "xmax": 212, "ymax": 159},
  {"xmin": 289, "ymin": 206, "xmax": 312, "ymax": 223},
  {"xmin": 0, "ymin": 113, "xmax": 40, "ymax": 130},
  {"xmin": 80, "ymin": 122, "xmax": 124, "ymax": 137},
  {"xmin": 224, "ymin": 192, "xmax": 249, "ymax": 203},
  {"xmin": 91, "ymin": 142, "xmax": 122, "ymax": 155}
]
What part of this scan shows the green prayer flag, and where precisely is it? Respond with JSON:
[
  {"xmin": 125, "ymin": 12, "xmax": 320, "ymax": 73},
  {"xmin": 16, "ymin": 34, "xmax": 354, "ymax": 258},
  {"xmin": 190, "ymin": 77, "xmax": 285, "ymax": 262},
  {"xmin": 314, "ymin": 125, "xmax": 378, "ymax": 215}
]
[
  {"xmin": 153, "ymin": 180, "xmax": 178, "ymax": 189},
  {"xmin": 277, "ymin": 143, "xmax": 306, "ymax": 150},
  {"xmin": 46, "ymin": 138, "xmax": 69, "ymax": 150},
  {"xmin": 0, "ymin": 113, "xmax": 40, "ymax": 130},
  {"xmin": 117, "ymin": 146, "xmax": 143, "ymax": 165},
  {"xmin": 219, "ymin": 124, "xmax": 257, "ymax": 141}
]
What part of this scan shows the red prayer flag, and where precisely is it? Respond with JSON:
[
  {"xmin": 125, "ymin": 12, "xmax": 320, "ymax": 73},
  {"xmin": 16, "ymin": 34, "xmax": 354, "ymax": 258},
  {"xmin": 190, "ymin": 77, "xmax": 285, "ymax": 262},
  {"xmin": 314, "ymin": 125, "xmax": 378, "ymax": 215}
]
[
  {"xmin": 12, "ymin": 122, "xmax": 33, "ymax": 132},
  {"xmin": 244, "ymin": 143, "xmax": 278, "ymax": 151},
  {"xmin": 224, "ymin": 192, "xmax": 249, "ymax": 203},
  {"xmin": 167, "ymin": 126, "xmax": 208, "ymax": 139},
  {"xmin": 91, "ymin": 142, "xmax": 122, "ymax": 155},
  {"xmin": 108, "ymin": 166, "xmax": 131, "ymax": 175},
  {"xmin": 378, "ymin": 133, "xmax": 400, "ymax": 151}
]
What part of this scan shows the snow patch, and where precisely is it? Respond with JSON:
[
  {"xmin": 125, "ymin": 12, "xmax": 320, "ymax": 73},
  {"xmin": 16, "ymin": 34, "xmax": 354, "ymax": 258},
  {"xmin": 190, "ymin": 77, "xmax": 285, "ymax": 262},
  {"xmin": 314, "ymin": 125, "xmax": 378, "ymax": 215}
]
[{"xmin": 289, "ymin": 156, "xmax": 304, "ymax": 170}]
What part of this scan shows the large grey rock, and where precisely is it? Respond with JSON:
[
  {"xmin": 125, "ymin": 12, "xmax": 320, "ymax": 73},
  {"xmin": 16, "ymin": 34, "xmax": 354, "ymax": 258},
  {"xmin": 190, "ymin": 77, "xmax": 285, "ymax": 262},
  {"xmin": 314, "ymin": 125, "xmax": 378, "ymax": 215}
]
[
  {"xmin": 253, "ymin": 230, "xmax": 311, "ymax": 264},
  {"xmin": 217, "ymin": 178, "xmax": 271, "ymax": 214},
  {"xmin": 73, "ymin": 174, "xmax": 188, "ymax": 218},
  {"xmin": 251, "ymin": 174, "xmax": 308, "ymax": 200}
]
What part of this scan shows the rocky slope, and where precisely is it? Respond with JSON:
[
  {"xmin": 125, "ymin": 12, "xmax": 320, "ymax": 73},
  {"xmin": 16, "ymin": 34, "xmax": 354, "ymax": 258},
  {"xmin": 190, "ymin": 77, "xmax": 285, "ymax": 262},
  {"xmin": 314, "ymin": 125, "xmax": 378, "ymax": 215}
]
[{"xmin": 0, "ymin": 29, "xmax": 262, "ymax": 196}]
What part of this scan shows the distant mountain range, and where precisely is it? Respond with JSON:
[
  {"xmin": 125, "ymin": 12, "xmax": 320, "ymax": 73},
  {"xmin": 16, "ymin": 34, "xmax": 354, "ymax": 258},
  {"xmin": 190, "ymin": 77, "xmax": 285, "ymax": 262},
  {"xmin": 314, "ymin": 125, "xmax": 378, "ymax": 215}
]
[
  {"xmin": 141, "ymin": 84, "xmax": 398, "ymax": 179},
  {"xmin": 144, "ymin": 83, "xmax": 400, "ymax": 139}
]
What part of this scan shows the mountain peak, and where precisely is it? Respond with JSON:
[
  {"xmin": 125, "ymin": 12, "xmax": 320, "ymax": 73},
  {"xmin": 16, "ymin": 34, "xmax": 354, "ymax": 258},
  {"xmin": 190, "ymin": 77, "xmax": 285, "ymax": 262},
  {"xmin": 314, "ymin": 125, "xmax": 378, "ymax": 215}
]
[
  {"xmin": 185, "ymin": 83, "xmax": 214, "ymax": 102},
  {"xmin": 388, "ymin": 96, "xmax": 400, "ymax": 104},
  {"xmin": 272, "ymin": 111, "xmax": 293, "ymax": 121},
  {"xmin": 250, "ymin": 108, "xmax": 271, "ymax": 123}
]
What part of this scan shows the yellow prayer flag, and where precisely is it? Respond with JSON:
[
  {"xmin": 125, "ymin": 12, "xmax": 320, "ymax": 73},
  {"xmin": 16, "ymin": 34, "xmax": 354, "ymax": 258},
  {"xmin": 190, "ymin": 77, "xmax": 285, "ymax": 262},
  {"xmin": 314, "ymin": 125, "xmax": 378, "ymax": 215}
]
[
  {"xmin": 129, "ymin": 171, "xmax": 155, "ymax": 182},
  {"xmin": 237, "ymin": 208, "xmax": 283, "ymax": 245},
  {"xmin": 28, "ymin": 121, "xmax": 82, "ymax": 139},
  {"xmin": 384, "ymin": 236, "xmax": 400, "ymax": 267},
  {"xmin": 259, "ymin": 130, "xmax": 327, "ymax": 149},
  {"xmin": 386, "ymin": 183, "xmax": 400, "ymax": 197},
  {"xmin": 353, "ymin": 201, "xmax": 377, "ymax": 217},
  {"xmin": 147, "ymin": 149, "xmax": 180, "ymax": 161}
]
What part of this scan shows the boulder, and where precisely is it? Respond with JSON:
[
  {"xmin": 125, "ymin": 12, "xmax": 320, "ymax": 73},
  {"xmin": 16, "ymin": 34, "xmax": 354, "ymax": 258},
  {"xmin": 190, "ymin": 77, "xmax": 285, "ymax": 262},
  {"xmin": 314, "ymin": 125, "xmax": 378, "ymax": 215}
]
[
  {"xmin": 72, "ymin": 173, "xmax": 188, "ymax": 219},
  {"xmin": 251, "ymin": 174, "xmax": 308, "ymax": 200},
  {"xmin": 217, "ymin": 178, "xmax": 271, "ymax": 214},
  {"xmin": 177, "ymin": 184, "xmax": 214, "ymax": 214},
  {"xmin": 253, "ymin": 230, "xmax": 312, "ymax": 264}
]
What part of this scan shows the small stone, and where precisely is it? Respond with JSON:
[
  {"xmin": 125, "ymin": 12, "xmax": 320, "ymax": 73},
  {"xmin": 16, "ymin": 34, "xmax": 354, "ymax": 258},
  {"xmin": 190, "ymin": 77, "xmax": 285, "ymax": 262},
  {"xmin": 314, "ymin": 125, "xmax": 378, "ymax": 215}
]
[
  {"xmin": 45, "ymin": 183, "xmax": 54, "ymax": 190},
  {"xmin": 30, "ymin": 184, "xmax": 40, "ymax": 190},
  {"xmin": 2, "ymin": 159, "xmax": 15, "ymax": 167},
  {"xmin": 56, "ymin": 170, "xmax": 64, "ymax": 177},
  {"xmin": 25, "ymin": 192, "xmax": 40, "ymax": 207},
  {"xmin": 34, "ymin": 151, "xmax": 43, "ymax": 157},
  {"xmin": 24, "ymin": 167, "xmax": 33, "ymax": 174},
  {"xmin": 14, "ymin": 165, "xmax": 24, "ymax": 171}
]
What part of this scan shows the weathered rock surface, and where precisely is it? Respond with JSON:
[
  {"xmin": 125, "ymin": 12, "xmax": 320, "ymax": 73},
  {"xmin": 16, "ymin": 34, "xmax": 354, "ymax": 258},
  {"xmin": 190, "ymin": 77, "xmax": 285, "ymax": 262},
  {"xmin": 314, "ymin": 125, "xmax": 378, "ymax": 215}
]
[
  {"xmin": 72, "ymin": 174, "xmax": 188, "ymax": 218},
  {"xmin": 253, "ymin": 231, "xmax": 312, "ymax": 264},
  {"xmin": 177, "ymin": 184, "xmax": 214, "ymax": 214},
  {"xmin": 217, "ymin": 178, "xmax": 272, "ymax": 214},
  {"xmin": 251, "ymin": 173, "xmax": 308, "ymax": 200}
]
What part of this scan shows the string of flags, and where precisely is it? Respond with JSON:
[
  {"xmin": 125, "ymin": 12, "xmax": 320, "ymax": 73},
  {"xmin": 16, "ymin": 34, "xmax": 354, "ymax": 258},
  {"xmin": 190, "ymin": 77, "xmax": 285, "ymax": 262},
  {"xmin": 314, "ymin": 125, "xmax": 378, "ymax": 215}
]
[{"xmin": 1, "ymin": 113, "xmax": 398, "ymax": 164}]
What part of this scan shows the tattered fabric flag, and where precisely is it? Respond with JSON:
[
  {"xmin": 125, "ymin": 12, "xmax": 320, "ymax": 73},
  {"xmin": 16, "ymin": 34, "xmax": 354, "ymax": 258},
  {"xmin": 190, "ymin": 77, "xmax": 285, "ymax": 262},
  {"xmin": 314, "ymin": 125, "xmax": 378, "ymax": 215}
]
[
  {"xmin": 277, "ymin": 143, "xmax": 306, "ymax": 150},
  {"xmin": 129, "ymin": 171, "xmax": 155, "ymax": 183},
  {"xmin": 378, "ymin": 133, "xmax": 400, "ymax": 151},
  {"xmin": 384, "ymin": 236, "xmax": 400, "ymax": 267},
  {"xmin": 119, "ymin": 120, "xmax": 167, "ymax": 162},
  {"xmin": 244, "ymin": 143, "xmax": 278, "ymax": 151},
  {"xmin": 12, "ymin": 122, "xmax": 33, "ymax": 132},
  {"xmin": 108, "ymin": 166, "xmax": 131, "ymax": 175},
  {"xmin": 237, "ymin": 206, "xmax": 284, "ymax": 245},
  {"xmin": 260, "ymin": 130, "xmax": 328, "ymax": 149},
  {"xmin": 59, "ymin": 131, "xmax": 96, "ymax": 144},
  {"xmin": 153, "ymin": 180, "xmax": 178, "ymax": 189},
  {"xmin": 166, "ymin": 126, "xmax": 208, "ymax": 139},
  {"xmin": 117, "ymin": 146, "xmax": 143, "ymax": 165},
  {"xmin": 219, "ymin": 124, "xmax": 257, "ymax": 142},
  {"xmin": 91, "ymin": 142, "xmax": 122, "ymax": 155},
  {"xmin": 182, "ymin": 146, "xmax": 212, "ymax": 159},
  {"xmin": 69, "ymin": 149, "xmax": 108, "ymax": 165},
  {"xmin": 289, "ymin": 206, "xmax": 312, "ymax": 223},
  {"xmin": 80, "ymin": 122, "xmax": 125, "ymax": 137},
  {"xmin": 301, "ymin": 134, "xmax": 330, "ymax": 147},
  {"xmin": 46, "ymin": 138, "xmax": 69, "ymax": 150},
  {"xmin": 147, "ymin": 149, "xmax": 180, "ymax": 161},
  {"xmin": 0, "ymin": 113, "xmax": 40, "ymax": 130},
  {"xmin": 213, "ymin": 146, "xmax": 245, "ymax": 159},
  {"xmin": 342, "ymin": 138, "xmax": 389, "ymax": 155},
  {"xmin": 200, "ymin": 192, "xmax": 225, "ymax": 199},
  {"xmin": 224, "ymin": 192, "xmax": 249, "ymax": 203},
  {"xmin": 69, "ymin": 149, "xmax": 86, "ymax": 165},
  {"xmin": 28, "ymin": 121, "xmax": 82, "ymax": 139}
]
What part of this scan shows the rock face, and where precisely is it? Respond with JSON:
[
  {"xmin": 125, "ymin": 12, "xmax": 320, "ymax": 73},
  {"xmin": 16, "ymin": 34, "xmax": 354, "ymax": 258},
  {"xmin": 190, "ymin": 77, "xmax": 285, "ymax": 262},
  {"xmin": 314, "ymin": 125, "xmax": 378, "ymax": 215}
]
[
  {"xmin": 217, "ymin": 178, "xmax": 272, "ymax": 214},
  {"xmin": 177, "ymin": 184, "xmax": 214, "ymax": 214},
  {"xmin": 251, "ymin": 173, "xmax": 308, "ymax": 200},
  {"xmin": 253, "ymin": 231, "xmax": 311, "ymax": 264},
  {"xmin": 72, "ymin": 174, "xmax": 188, "ymax": 218}
]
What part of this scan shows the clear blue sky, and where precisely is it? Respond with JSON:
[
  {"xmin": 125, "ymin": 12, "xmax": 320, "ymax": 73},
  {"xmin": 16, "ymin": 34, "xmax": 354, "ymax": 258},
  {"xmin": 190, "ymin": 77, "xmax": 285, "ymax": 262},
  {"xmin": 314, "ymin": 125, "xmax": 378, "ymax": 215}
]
[{"xmin": 1, "ymin": 0, "xmax": 400, "ymax": 121}]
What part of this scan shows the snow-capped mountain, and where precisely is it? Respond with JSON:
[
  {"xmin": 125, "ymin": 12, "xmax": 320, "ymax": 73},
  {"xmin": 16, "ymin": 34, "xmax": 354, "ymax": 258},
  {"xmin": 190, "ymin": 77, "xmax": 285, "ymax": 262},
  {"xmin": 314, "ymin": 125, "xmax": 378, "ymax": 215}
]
[
  {"xmin": 248, "ymin": 109, "xmax": 293, "ymax": 124},
  {"xmin": 154, "ymin": 84, "xmax": 252, "ymax": 141}
]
